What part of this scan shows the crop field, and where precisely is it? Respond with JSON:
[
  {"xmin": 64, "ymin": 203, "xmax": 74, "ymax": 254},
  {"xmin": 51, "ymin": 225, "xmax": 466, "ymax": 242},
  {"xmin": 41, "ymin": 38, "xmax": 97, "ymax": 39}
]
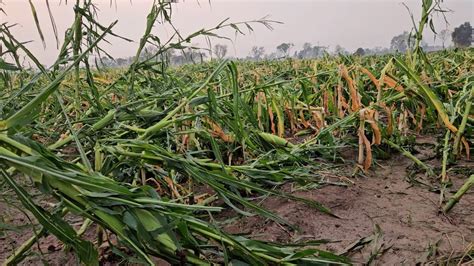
[{"xmin": 0, "ymin": 1, "xmax": 473, "ymax": 265}]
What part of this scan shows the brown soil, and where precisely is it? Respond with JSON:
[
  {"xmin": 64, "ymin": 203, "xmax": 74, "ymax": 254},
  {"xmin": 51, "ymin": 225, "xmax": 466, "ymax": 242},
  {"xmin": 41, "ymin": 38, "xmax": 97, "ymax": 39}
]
[
  {"xmin": 1, "ymin": 155, "xmax": 473, "ymax": 265},
  {"xmin": 0, "ymin": 189, "xmax": 83, "ymax": 265},
  {"xmin": 224, "ymin": 154, "xmax": 474, "ymax": 264}
]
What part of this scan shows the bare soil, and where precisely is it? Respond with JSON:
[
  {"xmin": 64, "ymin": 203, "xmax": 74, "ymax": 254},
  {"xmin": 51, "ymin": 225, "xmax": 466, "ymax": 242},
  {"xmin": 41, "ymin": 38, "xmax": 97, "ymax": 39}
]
[
  {"xmin": 224, "ymin": 154, "xmax": 474, "ymax": 264},
  {"xmin": 1, "ymin": 154, "xmax": 473, "ymax": 265}
]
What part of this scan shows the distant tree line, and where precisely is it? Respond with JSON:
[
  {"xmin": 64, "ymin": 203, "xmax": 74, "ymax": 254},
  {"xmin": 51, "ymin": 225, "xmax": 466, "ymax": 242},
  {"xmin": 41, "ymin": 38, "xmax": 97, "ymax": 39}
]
[
  {"xmin": 244, "ymin": 21, "xmax": 472, "ymax": 61},
  {"xmin": 99, "ymin": 46, "xmax": 207, "ymax": 68},
  {"xmin": 100, "ymin": 21, "xmax": 472, "ymax": 67}
]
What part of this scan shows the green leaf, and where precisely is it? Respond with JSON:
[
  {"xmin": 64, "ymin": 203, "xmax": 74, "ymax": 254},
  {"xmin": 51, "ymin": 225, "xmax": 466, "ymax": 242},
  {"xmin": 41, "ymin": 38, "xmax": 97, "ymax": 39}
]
[
  {"xmin": 393, "ymin": 57, "xmax": 457, "ymax": 133},
  {"xmin": 0, "ymin": 59, "xmax": 19, "ymax": 71},
  {"xmin": 1, "ymin": 169, "xmax": 98, "ymax": 265}
]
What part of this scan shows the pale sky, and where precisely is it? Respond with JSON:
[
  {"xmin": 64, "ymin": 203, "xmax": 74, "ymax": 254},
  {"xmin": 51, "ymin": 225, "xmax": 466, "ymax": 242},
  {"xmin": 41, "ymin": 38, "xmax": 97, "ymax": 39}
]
[{"xmin": 1, "ymin": 0, "xmax": 473, "ymax": 65}]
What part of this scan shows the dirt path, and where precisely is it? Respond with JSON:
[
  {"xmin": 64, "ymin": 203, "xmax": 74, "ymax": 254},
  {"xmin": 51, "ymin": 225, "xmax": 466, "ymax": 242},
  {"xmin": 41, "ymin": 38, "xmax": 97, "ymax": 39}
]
[{"xmin": 225, "ymin": 155, "xmax": 474, "ymax": 264}]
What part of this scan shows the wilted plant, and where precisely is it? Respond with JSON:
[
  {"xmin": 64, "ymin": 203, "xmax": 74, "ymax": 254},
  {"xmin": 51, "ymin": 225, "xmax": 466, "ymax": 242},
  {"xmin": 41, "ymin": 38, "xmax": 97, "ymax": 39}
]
[{"xmin": 0, "ymin": 0, "xmax": 472, "ymax": 264}]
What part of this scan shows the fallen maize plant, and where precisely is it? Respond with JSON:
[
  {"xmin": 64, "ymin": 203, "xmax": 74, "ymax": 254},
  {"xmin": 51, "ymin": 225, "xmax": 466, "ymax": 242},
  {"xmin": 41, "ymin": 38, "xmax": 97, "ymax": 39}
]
[{"xmin": 0, "ymin": 0, "xmax": 473, "ymax": 265}]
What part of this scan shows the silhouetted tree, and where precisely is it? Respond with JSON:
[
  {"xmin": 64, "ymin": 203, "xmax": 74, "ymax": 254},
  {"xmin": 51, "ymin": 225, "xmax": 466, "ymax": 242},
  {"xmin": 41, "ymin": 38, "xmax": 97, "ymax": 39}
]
[
  {"xmin": 451, "ymin": 22, "xmax": 472, "ymax": 48},
  {"xmin": 354, "ymin": 48, "xmax": 365, "ymax": 56},
  {"xmin": 438, "ymin": 29, "xmax": 451, "ymax": 49},
  {"xmin": 141, "ymin": 46, "xmax": 159, "ymax": 60},
  {"xmin": 364, "ymin": 46, "xmax": 390, "ymax": 55},
  {"xmin": 213, "ymin": 44, "xmax": 228, "ymax": 59},
  {"xmin": 390, "ymin": 31, "xmax": 415, "ymax": 52},
  {"xmin": 249, "ymin": 46, "xmax": 265, "ymax": 60},
  {"xmin": 334, "ymin": 45, "xmax": 348, "ymax": 55},
  {"xmin": 276, "ymin": 42, "xmax": 294, "ymax": 57},
  {"xmin": 296, "ymin": 43, "xmax": 326, "ymax": 59},
  {"xmin": 116, "ymin": 58, "xmax": 129, "ymax": 66}
]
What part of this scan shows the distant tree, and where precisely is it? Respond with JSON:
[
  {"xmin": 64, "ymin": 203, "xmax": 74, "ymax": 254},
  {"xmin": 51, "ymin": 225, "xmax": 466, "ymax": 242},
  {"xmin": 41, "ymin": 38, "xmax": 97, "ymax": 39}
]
[
  {"xmin": 100, "ymin": 56, "xmax": 115, "ymax": 67},
  {"xmin": 186, "ymin": 48, "xmax": 207, "ymax": 64},
  {"xmin": 165, "ymin": 48, "xmax": 206, "ymax": 65},
  {"xmin": 296, "ymin": 43, "xmax": 326, "ymax": 59},
  {"xmin": 312, "ymin": 45, "xmax": 327, "ymax": 58},
  {"xmin": 390, "ymin": 31, "xmax": 415, "ymax": 52},
  {"xmin": 266, "ymin": 52, "xmax": 278, "ymax": 60},
  {"xmin": 366, "ymin": 46, "xmax": 390, "ymax": 55},
  {"xmin": 297, "ymin": 43, "xmax": 312, "ymax": 58},
  {"xmin": 438, "ymin": 29, "xmax": 451, "ymax": 49},
  {"xmin": 334, "ymin": 45, "xmax": 348, "ymax": 55},
  {"xmin": 451, "ymin": 22, "xmax": 472, "ymax": 48},
  {"xmin": 354, "ymin": 48, "xmax": 365, "ymax": 56},
  {"xmin": 141, "ymin": 46, "xmax": 159, "ymax": 60},
  {"xmin": 116, "ymin": 58, "xmax": 128, "ymax": 66},
  {"xmin": 249, "ymin": 46, "xmax": 265, "ymax": 60},
  {"xmin": 213, "ymin": 44, "xmax": 228, "ymax": 59},
  {"xmin": 276, "ymin": 42, "xmax": 294, "ymax": 57}
]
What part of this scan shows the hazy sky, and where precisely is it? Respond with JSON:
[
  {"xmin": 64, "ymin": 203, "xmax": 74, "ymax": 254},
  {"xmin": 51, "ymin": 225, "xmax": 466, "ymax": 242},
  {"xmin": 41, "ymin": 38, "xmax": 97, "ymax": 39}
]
[{"xmin": 1, "ymin": 0, "xmax": 473, "ymax": 65}]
